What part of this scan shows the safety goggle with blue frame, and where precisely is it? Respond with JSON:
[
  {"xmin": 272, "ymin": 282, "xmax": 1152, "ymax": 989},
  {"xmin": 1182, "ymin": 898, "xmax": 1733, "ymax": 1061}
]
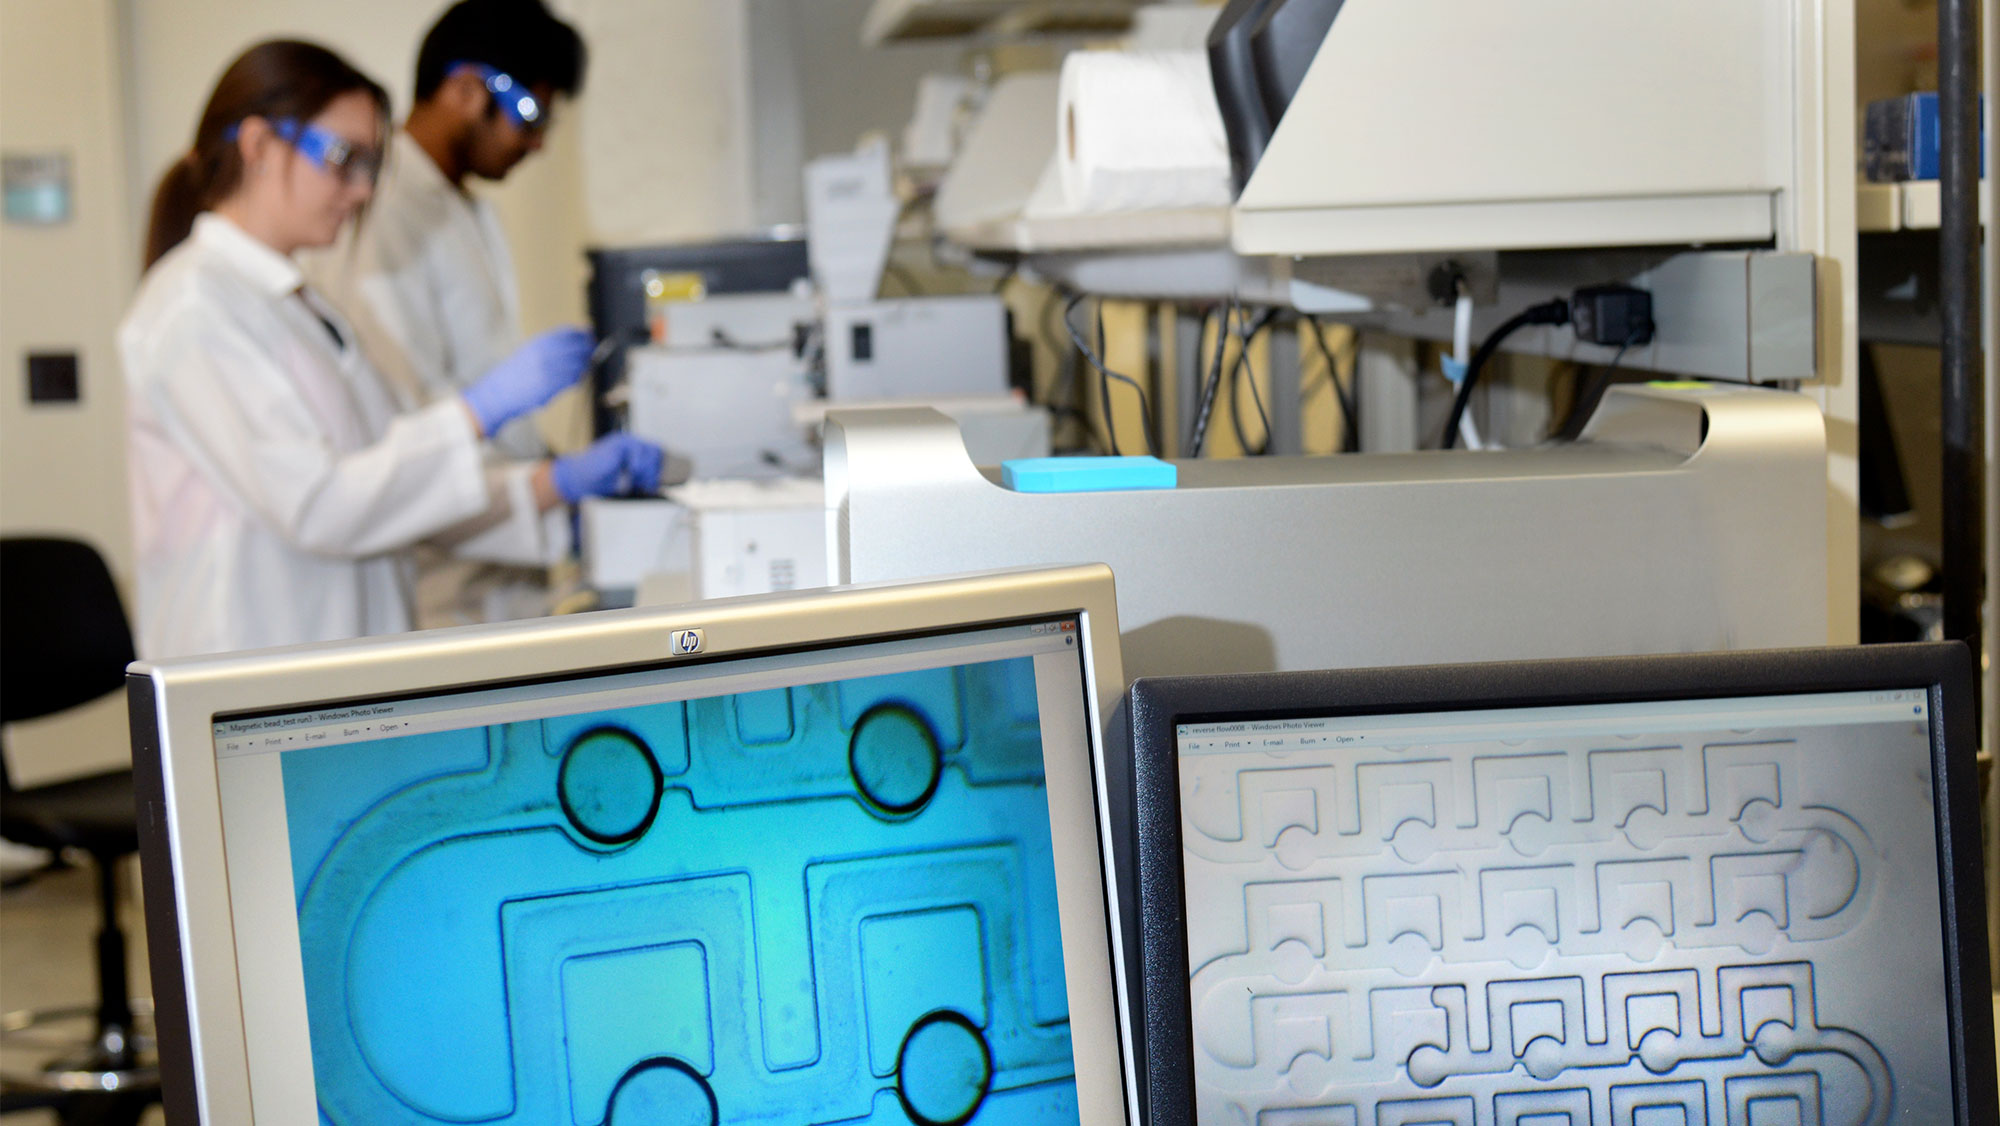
[
  {"xmin": 224, "ymin": 118, "xmax": 383, "ymax": 187},
  {"xmin": 452, "ymin": 62, "xmax": 548, "ymax": 133}
]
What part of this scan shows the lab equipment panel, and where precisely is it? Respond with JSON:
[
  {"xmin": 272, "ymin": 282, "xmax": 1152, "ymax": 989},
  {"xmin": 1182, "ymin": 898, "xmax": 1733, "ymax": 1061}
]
[
  {"xmin": 624, "ymin": 345, "xmax": 816, "ymax": 479},
  {"xmin": 827, "ymin": 385, "xmax": 1828, "ymax": 684},
  {"xmin": 825, "ymin": 297, "xmax": 1010, "ymax": 403}
]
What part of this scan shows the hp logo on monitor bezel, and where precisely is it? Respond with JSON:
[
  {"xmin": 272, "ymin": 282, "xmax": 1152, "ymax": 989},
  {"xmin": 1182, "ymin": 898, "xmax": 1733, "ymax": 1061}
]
[{"xmin": 671, "ymin": 629, "xmax": 705, "ymax": 655}]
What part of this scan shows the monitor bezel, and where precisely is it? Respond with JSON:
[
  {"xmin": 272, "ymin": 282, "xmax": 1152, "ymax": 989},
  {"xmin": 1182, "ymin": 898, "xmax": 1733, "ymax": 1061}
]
[
  {"xmin": 1126, "ymin": 641, "xmax": 1992, "ymax": 1126},
  {"xmin": 131, "ymin": 564, "xmax": 1134, "ymax": 1125}
]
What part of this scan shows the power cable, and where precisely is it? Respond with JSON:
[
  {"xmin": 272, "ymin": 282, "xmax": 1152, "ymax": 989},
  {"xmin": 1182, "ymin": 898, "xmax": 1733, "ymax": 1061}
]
[
  {"xmin": 1064, "ymin": 293, "xmax": 1159, "ymax": 457},
  {"xmin": 1304, "ymin": 316, "xmax": 1359, "ymax": 452},
  {"xmin": 1228, "ymin": 307, "xmax": 1278, "ymax": 455},
  {"xmin": 1187, "ymin": 298, "xmax": 1234, "ymax": 458},
  {"xmin": 1038, "ymin": 287, "xmax": 1103, "ymax": 453},
  {"xmin": 1439, "ymin": 298, "xmax": 1570, "ymax": 450},
  {"xmin": 1551, "ymin": 352, "xmax": 1629, "ymax": 444}
]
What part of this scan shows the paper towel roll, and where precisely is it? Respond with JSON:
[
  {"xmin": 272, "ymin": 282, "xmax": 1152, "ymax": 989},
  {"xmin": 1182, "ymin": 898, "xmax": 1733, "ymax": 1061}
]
[{"xmin": 1057, "ymin": 49, "xmax": 1233, "ymax": 214}]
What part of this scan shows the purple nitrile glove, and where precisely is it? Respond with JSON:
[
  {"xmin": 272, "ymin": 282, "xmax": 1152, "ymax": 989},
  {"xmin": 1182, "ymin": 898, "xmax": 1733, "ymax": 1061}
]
[
  {"xmin": 551, "ymin": 433, "xmax": 666, "ymax": 503},
  {"xmin": 461, "ymin": 326, "xmax": 594, "ymax": 437}
]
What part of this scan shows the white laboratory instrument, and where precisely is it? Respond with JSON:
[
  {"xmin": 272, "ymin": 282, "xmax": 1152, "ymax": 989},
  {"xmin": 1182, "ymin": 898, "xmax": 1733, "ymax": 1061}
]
[
  {"xmin": 580, "ymin": 478, "xmax": 826, "ymax": 603},
  {"xmin": 803, "ymin": 142, "xmax": 899, "ymax": 307},
  {"xmin": 577, "ymin": 495, "xmax": 684, "ymax": 595},
  {"xmin": 653, "ymin": 292, "xmax": 812, "ymax": 351},
  {"xmin": 805, "ymin": 143, "xmax": 1017, "ymax": 410},
  {"xmin": 623, "ymin": 345, "xmax": 816, "ymax": 480},
  {"xmin": 796, "ymin": 397, "xmax": 1052, "ymax": 465},
  {"xmin": 677, "ymin": 478, "xmax": 828, "ymax": 600},
  {"xmin": 822, "ymin": 296, "xmax": 1008, "ymax": 401},
  {"xmin": 618, "ymin": 145, "xmax": 1030, "ymax": 490},
  {"xmin": 802, "ymin": 144, "xmax": 1012, "ymax": 403},
  {"xmin": 826, "ymin": 384, "xmax": 1831, "ymax": 683},
  {"xmin": 900, "ymin": 73, "xmax": 978, "ymax": 170}
]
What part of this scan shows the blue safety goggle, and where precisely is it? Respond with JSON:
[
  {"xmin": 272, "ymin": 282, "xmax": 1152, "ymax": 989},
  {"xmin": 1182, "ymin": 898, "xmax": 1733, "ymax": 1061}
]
[
  {"xmin": 453, "ymin": 62, "xmax": 546, "ymax": 133},
  {"xmin": 225, "ymin": 118, "xmax": 382, "ymax": 186}
]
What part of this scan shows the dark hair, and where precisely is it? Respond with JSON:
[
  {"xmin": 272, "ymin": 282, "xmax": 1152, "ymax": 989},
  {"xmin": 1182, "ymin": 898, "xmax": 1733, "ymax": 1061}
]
[
  {"xmin": 143, "ymin": 40, "xmax": 389, "ymax": 270},
  {"xmin": 413, "ymin": 0, "xmax": 587, "ymax": 103}
]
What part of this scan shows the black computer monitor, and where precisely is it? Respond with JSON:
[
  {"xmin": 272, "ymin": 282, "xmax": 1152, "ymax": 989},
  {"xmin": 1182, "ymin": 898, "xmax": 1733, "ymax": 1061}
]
[
  {"xmin": 582, "ymin": 237, "xmax": 811, "ymax": 436},
  {"xmin": 1207, "ymin": 0, "xmax": 1344, "ymax": 192},
  {"xmin": 1128, "ymin": 642, "xmax": 1993, "ymax": 1124}
]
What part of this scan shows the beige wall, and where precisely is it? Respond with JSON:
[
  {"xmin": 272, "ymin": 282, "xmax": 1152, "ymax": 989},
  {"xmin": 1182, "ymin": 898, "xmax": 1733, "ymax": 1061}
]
[
  {"xmin": 0, "ymin": 0, "xmax": 136, "ymax": 782},
  {"xmin": 1856, "ymin": 0, "xmax": 1940, "ymax": 107},
  {"xmin": 568, "ymin": 0, "xmax": 762, "ymax": 243},
  {"xmin": 118, "ymin": 0, "xmax": 601, "ymax": 332},
  {"xmin": 0, "ymin": 0, "xmax": 136, "ymax": 580},
  {"xmin": 784, "ymin": 0, "xmax": 965, "ymax": 165},
  {"xmin": 110, "ymin": 0, "xmax": 853, "ymax": 318}
]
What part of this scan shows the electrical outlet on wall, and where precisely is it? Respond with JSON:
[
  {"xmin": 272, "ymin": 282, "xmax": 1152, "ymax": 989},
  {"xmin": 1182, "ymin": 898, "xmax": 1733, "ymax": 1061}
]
[{"xmin": 26, "ymin": 351, "xmax": 79, "ymax": 404}]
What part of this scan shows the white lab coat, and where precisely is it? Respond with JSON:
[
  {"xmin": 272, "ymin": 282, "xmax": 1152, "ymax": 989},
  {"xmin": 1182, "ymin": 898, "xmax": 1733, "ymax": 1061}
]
[
  {"xmin": 307, "ymin": 132, "xmax": 536, "ymax": 456},
  {"xmin": 304, "ymin": 130, "xmax": 554, "ymax": 628},
  {"xmin": 120, "ymin": 212, "xmax": 567, "ymax": 660}
]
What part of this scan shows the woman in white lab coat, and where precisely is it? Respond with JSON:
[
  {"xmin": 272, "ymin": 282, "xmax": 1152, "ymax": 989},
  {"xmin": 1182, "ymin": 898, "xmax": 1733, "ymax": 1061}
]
[{"xmin": 121, "ymin": 40, "xmax": 660, "ymax": 659}]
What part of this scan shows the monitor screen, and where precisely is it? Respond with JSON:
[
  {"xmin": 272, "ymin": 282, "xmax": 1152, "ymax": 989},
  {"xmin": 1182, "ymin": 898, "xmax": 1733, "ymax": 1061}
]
[
  {"xmin": 133, "ymin": 568, "xmax": 1136, "ymax": 1126},
  {"xmin": 1128, "ymin": 643, "xmax": 1992, "ymax": 1126}
]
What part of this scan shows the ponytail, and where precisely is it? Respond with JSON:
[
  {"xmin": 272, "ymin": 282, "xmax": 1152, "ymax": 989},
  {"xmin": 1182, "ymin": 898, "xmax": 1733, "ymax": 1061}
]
[
  {"xmin": 140, "ymin": 40, "xmax": 389, "ymax": 271},
  {"xmin": 143, "ymin": 152, "xmax": 214, "ymax": 270}
]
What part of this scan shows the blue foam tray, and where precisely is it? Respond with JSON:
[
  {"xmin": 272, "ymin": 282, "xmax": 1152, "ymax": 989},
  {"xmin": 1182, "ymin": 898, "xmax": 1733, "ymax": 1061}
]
[{"xmin": 1001, "ymin": 456, "xmax": 1177, "ymax": 493}]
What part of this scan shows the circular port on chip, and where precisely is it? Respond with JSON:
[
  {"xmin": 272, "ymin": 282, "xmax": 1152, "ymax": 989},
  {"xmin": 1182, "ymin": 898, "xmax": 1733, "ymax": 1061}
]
[
  {"xmin": 605, "ymin": 1057, "xmax": 715, "ymax": 1125},
  {"xmin": 896, "ymin": 1010, "xmax": 992, "ymax": 1126},
  {"xmin": 558, "ymin": 727, "xmax": 664, "ymax": 846},
  {"xmin": 849, "ymin": 704, "xmax": 943, "ymax": 817}
]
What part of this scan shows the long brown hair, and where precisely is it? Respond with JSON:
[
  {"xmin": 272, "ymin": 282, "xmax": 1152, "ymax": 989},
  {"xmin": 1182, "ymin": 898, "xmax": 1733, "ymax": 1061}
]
[{"xmin": 143, "ymin": 40, "xmax": 388, "ymax": 270}]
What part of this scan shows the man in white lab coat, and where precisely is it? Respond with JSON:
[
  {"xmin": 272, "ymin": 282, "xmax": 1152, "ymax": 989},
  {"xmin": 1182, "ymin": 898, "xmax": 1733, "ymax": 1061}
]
[{"xmin": 309, "ymin": 0, "xmax": 587, "ymax": 627}]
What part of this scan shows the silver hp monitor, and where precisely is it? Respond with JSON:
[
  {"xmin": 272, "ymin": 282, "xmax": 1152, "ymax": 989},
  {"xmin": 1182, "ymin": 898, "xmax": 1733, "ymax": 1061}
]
[
  {"xmin": 1128, "ymin": 642, "xmax": 1994, "ymax": 1124},
  {"xmin": 130, "ymin": 566, "xmax": 1137, "ymax": 1125}
]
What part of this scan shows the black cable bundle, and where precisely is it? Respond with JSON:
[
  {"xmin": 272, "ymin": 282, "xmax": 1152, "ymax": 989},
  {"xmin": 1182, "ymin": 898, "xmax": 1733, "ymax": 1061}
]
[
  {"xmin": 1035, "ymin": 288, "xmax": 1104, "ymax": 454},
  {"xmin": 1063, "ymin": 293, "xmax": 1159, "ymax": 457},
  {"xmin": 1548, "ymin": 324, "xmax": 1652, "ymax": 443},
  {"xmin": 1228, "ymin": 308, "xmax": 1279, "ymax": 456},
  {"xmin": 1186, "ymin": 300, "xmax": 1233, "ymax": 458},
  {"xmin": 1304, "ymin": 316, "xmax": 1359, "ymax": 453},
  {"xmin": 1439, "ymin": 298, "xmax": 1570, "ymax": 450}
]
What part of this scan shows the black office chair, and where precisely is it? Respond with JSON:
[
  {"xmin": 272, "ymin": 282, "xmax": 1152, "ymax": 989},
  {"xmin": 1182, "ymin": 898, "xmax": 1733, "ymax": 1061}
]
[{"xmin": 0, "ymin": 537, "xmax": 159, "ymax": 1124}]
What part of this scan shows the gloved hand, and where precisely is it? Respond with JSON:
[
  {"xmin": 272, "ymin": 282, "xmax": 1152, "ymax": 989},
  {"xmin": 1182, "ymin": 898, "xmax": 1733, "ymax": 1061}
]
[
  {"xmin": 551, "ymin": 433, "xmax": 666, "ymax": 503},
  {"xmin": 461, "ymin": 327, "xmax": 595, "ymax": 437}
]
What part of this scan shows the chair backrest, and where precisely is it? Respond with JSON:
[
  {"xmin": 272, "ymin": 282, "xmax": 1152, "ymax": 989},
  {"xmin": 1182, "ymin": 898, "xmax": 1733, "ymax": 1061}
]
[{"xmin": 1, "ymin": 536, "xmax": 135, "ymax": 727}]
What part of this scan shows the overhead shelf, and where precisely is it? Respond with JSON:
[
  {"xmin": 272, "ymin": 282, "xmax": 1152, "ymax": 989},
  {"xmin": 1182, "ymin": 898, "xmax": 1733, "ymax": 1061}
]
[
  {"xmin": 1015, "ymin": 207, "xmax": 1229, "ymax": 252},
  {"xmin": 933, "ymin": 71, "xmax": 1230, "ymax": 256},
  {"xmin": 1856, "ymin": 181, "xmax": 1989, "ymax": 345},
  {"xmin": 1857, "ymin": 180, "xmax": 1989, "ymax": 233},
  {"xmin": 862, "ymin": 0, "xmax": 1144, "ymax": 46},
  {"xmin": 1228, "ymin": 0, "xmax": 1791, "ymax": 257},
  {"xmin": 953, "ymin": 207, "xmax": 1231, "ymax": 255}
]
